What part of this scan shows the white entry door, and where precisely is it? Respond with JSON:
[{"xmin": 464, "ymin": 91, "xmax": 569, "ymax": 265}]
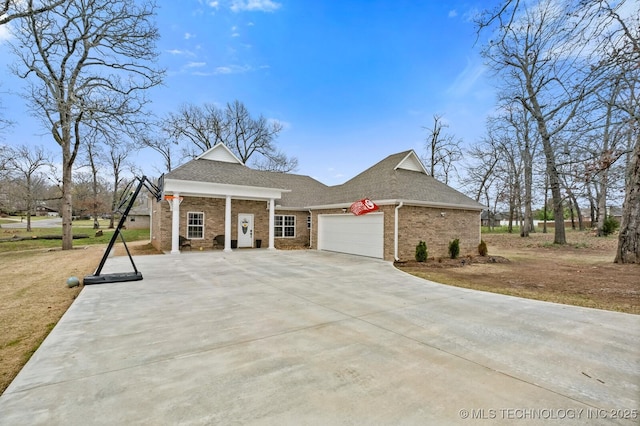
[{"xmin": 237, "ymin": 213, "xmax": 254, "ymax": 248}]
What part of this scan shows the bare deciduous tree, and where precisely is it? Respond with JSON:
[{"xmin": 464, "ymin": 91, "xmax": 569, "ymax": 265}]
[
  {"xmin": 480, "ymin": 0, "xmax": 607, "ymax": 244},
  {"xmin": 5, "ymin": 144, "xmax": 52, "ymax": 231},
  {"xmin": 422, "ymin": 114, "xmax": 462, "ymax": 185},
  {"xmin": 599, "ymin": 0, "xmax": 640, "ymax": 264},
  {"xmin": 463, "ymin": 131, "xmax": 504, "ymax": 229},
  {"xmin": 6, "ymin": 0, "xmax": 163, "ymax": 249},
  {"xmin": 106, "ymin": 142, "xmax": 135, "ymax": 229},
  {"xmin": 167, "ymin": 100, "xmax": 297, "ymax": 172},
  {"xmin": 140, "ymin": 127, "xmax": 178, "ymax": 173},
  {"xmin": 0, "ymin": 0, "xmax": 65, "ymax": 25}
]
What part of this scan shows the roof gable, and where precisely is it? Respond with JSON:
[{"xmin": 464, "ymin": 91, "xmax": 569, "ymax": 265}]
[
  {"xmin": 394, "ymin": 150, "xmax": 428, "ymax": 174},
  {"xmin": 196, "ymin": 143, "xmax": 243, "ymax": 164}
]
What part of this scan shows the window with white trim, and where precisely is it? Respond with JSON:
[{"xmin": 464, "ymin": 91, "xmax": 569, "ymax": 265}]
[
  {"xmin": 275, "ymin": 215, "xmax": 296, "ymax": 237},
  {"xmin": 187, "ymin": 212, "xmax": 204, "ymax": 239}
]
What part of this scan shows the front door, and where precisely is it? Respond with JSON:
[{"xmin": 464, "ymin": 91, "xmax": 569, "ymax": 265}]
[{"xmin": 237, "ymin": 213, "xmax": 254, "ymax": 248}]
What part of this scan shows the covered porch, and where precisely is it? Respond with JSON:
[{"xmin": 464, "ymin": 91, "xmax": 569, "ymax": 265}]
[{"xmin": 160, "ymin": 178, "xmax": 289, "ymax": 254}]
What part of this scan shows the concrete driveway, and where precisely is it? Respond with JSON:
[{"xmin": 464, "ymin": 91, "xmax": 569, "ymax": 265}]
[{"xmin": 0, "ymin": 250, "xmax": 638, "ymax": 425}]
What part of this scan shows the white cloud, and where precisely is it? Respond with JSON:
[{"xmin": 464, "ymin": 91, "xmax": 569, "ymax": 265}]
[
  {"xmin": 184, "ymin": 32, "xmax": 195, "ymax": 40},
  {"xmin": 208, "ymin": 1, "xmax": 220, "ymax": 8},
  {"xmin": 448, "ymin": 9, "xmax": 458, "ymax": 18},
  {"xmin": 185, "ymin": 63, "xmax": 267, "ymax": 76},
  {"xmin": 166, "ymin": 49, "xmax": 196, "ymax": 57},
  {"xmin": 446, "ymin": 58, "xmax": 486, "ymax": 98},
  {"xmin": 230, "ymin": 0, "xmax": 281, "ymax": 13},
  {"xmin": 214, "ymin": 64, "xmax": 252, "ymax": 74}
]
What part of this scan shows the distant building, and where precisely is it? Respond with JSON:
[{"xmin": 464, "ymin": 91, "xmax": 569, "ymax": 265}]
[
  {"xmin": 35, "ymin": 205, "xmax": 59, "ymax": 217},
  {"xmin": 126, "ymin": 205, "xmax": 151, "ymax": 229}
]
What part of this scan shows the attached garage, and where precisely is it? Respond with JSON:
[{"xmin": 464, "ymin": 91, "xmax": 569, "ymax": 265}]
[{"xmin": 317, "ymin": 213, "xmax": 384, "ymax": 258}]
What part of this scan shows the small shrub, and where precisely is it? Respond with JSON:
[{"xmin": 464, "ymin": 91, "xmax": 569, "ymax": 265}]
[
  {"xmin": 449, "ymin": 238, "xmax": 460, "ymax": 259},
  {"xmin": 478, "ymin": 239, "xmax": 488, "ymax": 256},
  {"xmin": 415, "ymin": 241, "xmax": 428, "ymax": 262},
  {"xmin": 601, "ymin": 216, "xmax": 620, "ymax": 236}
]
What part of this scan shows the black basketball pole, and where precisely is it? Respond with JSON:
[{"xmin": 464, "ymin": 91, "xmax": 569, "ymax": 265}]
[{"xmin": 83, "ymin": 176, "xmax": 162, "ymax": 285}]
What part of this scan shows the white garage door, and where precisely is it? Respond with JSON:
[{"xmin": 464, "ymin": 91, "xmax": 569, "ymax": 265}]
[{"xmin": 318, "ymin": 213, "xmax": 384, "ymax": 258}]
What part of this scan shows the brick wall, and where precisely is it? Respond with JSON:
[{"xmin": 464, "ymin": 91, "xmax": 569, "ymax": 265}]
[
  {"xmin": 152, "ymin": 196, "xmax": 310, "ymax": 251},
  {"xmin": 153, "ymin": 197, "xmax": 480, "ymax": 259},
  {"xmin": 397, "ymin": 206, "xmax": 480, "ymax": 261},
  {"xmin": 310, "ymin": 205, "xmax": 480, "ymax": 261}
]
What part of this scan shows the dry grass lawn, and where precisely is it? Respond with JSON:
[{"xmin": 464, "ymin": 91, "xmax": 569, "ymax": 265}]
[
  {"xmin": 396, "ymin": 230, "xmax": 639, "ymax": 315},
  {"xmin": 0, "ymin": 241, "xmax": 161, "ymax": 394}
]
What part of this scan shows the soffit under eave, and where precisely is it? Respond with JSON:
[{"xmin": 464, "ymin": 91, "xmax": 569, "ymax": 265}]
[
  {"xmin": 163, "ymin": 178, "xmax": 289, "ymax": 200},
  {"xmin": 304, "ymin": 199, "xmax": 485, "ymax": 211}
]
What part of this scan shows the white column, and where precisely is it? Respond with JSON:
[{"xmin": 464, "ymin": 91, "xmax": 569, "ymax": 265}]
[
  {"xmin": 268, "ymin": 198, "xmax": 275, "ymax": 250},
  {"xmin": 170, "ymin": 193, "xmax": 181, "ymax": 254},
  {"xmin": 224, "ymin": 195, "xmax": 232, "ymax": 252}
]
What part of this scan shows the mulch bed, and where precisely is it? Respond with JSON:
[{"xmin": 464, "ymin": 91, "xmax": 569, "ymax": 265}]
[{"xmin": 395, "ymin": 255, "xmax": 510, "ymax": 269}]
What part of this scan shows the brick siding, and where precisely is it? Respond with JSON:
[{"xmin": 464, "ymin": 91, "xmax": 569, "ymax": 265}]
[
  {"xmin": 151, "ymin": 196, "xmax": 310, "ymax": 251},
  {"xmin": 153, "ymin": 198, "xmax": 480, "ymax": 260},
  {"xmin": 310, "ymin": 205, "xmax": 480, "ymax": 262},
  {"xmin": 397, "ymin": 205, "xmax": 480, "ymax": 261}
]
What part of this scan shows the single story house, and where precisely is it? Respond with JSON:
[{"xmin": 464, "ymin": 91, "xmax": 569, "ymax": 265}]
[
  {"xmin": 151, "ymin": 143, "xmax": 485, "ymax": 261},
  {"xmin": 126, "ymin": 205, "xmax": 151, "ymax": 229},
  {"xmin": 35, "ymin": 205, "xmax": 59, "ymax": 217}
]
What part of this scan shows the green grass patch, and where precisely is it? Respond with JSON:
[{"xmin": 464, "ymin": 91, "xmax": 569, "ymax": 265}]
[
  {"xmin": 481, "ymin": 225, "xmax": 521, "ymax": 234},
  {"xmin": 70, "ymin": 218, "xmax": 112, "ymax": 228},
  {"xmin": 0, "ymin": 228, "xmax": 149, "ymax": 253}
]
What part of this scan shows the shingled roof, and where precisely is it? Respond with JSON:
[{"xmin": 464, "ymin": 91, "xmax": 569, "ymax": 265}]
[
  {"xmin": 311, "ymin": 150, "xmax": 483, "ymax": 210},
  {"xmin": 164, "ymin": 146, "xmax": 483, "ymax": 210},
  {"xmin": 165, "ymin": 156, "xmax": 328, "ymax": 207}
]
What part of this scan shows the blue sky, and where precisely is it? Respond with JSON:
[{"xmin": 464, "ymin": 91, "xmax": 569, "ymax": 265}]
[{"xmin": 1, "ymin": 0, "xmax": 497, "ymax": 186}]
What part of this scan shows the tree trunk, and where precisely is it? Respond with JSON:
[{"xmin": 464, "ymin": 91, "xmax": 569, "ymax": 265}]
[
  {"xmin": 61, "ymin": 155, "xmax": 74, "ymax": 250},
  {"xmin": 543, "ymin": 176, "xmax": 549, "ymax": 234},
  {"xmin": 550, "ymin": 175, "xmax": 566, "ymax": 243},
  {"xmin": 526, "ymin": 72, "xmax": 567, "ymax": 244},
  {"xmin": 26, "ymin": 175, "xmax": 33, "ymax": 232},
  {"xmin": 88, "ymin": 145, "xmax": 100, "ymax": 230},
  {"xmin": 615, "ymin": 138, "xmax": 640, "ymax": 263},
  {"xmin": 521, "ymin": 151, "xmax": 533, "ymax": 237},
  {"xmin": 596, "ymin": 169, "xmax": 608, "ymax": 236},
  {"xmin": 568, "ymin": 198, "xmax": 575, "ymax": 230},
  {"xmin": 569, "ymin": 192, "xmax": 584, "ymax": 231}
]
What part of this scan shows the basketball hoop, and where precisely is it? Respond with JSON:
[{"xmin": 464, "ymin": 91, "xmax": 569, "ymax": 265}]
[{"xmin": 164, "ymin": 195, "xmax": 184, "ymax": 211}]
